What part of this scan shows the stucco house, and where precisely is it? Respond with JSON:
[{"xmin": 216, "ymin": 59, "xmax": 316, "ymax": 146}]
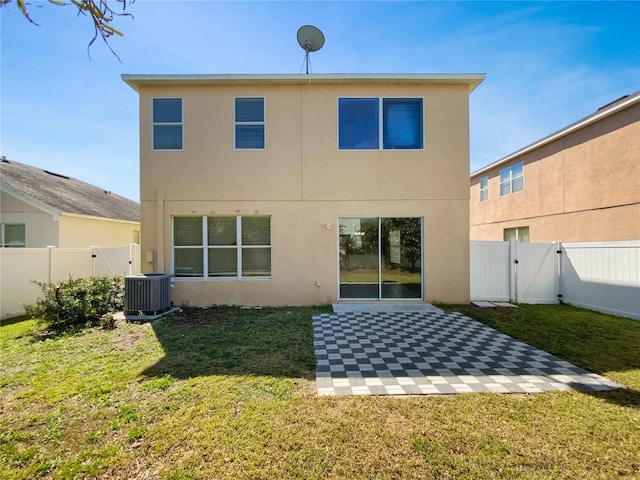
[
  {"xmin": 122, "ymin": 73, "xmax": 484, "ymax": 306},
  {"xmin": 470, "ymin": 91, "xmax": 640, "ymax": 243},
  {"xmin": 0, "ymin": 158, "xmax": 140, "ymax": 248}
]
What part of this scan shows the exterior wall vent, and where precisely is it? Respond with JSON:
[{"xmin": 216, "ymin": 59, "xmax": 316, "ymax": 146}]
[{"xmin": 125, "ymin": 273, "xmax": 172, "ymax": 315}]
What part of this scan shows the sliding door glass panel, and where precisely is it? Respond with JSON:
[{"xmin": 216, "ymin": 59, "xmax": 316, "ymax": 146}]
[
  {"xmin": 339, "ymin": 218, "xmax": 379, "ymax": 299},
  {"xmin": 380, "ymin": 218, "xmax": 422, "ymax": 299}
]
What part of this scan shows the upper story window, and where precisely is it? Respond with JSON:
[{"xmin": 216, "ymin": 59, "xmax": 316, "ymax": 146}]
[
  {"xmin": 479, "ymin": 176, "xmax": 489, "ymax": 202},
  {"xmin": 338, "ymin": 97, "xmax": 423, "ymax": 150},
  {"xmin": 173, "ymin": 216, "xmax": 271, "ymax": 279},
  {"xmin": 500, "ymin": 161, "xmax": 524, "ymax": 196},
  {"xmin": 235, "ymin": 97, "xmax": 265, "ymax": 149},
  {"xmin": 153, "ymin": 98, "xmax": 182, "ymax": 150},
  {"xmin": 1, "ymin": 224, "xmax": 25, "ymax": 248}
]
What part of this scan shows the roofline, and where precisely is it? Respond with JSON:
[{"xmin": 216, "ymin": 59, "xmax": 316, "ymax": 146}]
[
  {"xmin": 471, "ymin": 90, "xmax": 640, "ymax": 178},
  {"xmin": 0, "ymin": 180, "xmax": 61, "ymax": 218},
  {"xmin": 1, "ymin": 181, "xmax": 139, "ymax": 224},
  {"xmin": 61, "ymin": 212, "xmax": 140, "ymax": 224},
  {"xmin": 121, "ymin": 73, "xmax": 486, "ymax": 93}
]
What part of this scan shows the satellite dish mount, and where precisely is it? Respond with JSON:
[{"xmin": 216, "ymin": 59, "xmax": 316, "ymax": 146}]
[{"xmin": 297, "ymin": 25, "xmax": 325, "ymax": 74}]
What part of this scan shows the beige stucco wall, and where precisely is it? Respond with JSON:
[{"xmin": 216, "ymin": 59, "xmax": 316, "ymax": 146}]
[
  {"xmin": 138, "ymin": 81, "xmax": 473, "ymax": 305},
  {"xmin": 58, "ymin": 215, "xmax": 139, "ymax": 248},
  {"xmin": 470, "ymin": 101, "xmax": 640, "ymax": 242},
  {"xmin": 1, "ymin": 191, "xmax": 59, "ymax": 247}
]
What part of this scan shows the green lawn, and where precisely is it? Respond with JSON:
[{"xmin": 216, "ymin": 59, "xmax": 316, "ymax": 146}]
[{"xmin": 1, "ymin": 304, "xmax": 638, "ymax": 479}]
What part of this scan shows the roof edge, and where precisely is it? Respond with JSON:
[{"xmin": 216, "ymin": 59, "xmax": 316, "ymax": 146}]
[
  {"xmin": 61, "ymin": 212, "xmax": 140, "ymax": 224},
  {"xmin": 471, "ymin": 90, "xmax": 640, "ymax": 178},
  {"xmin": 0, "ymin": 180, "xmax": 61, "ymax": 217},
  {"xmin": 122, "ymin": 73, "xmax": 486, "ymax": 92}
]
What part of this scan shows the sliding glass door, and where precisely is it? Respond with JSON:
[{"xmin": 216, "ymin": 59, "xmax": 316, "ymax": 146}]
[{"xmin": 339, "ymin": 217, "xmax": 422, "ymax": 300}]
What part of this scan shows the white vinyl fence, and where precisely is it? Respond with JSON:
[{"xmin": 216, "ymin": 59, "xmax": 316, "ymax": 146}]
[
  {"xmin": 0, "ymin": 244, "xmax": 140, "ymax": 320},
  {"xmin": 471, "ymin": 240, "xmax": 640, "ymax": 320}
]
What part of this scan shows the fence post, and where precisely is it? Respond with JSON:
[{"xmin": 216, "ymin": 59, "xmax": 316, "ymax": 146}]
[
  {"xmin": 47, "ymin": 245, "xmax": 55, "ymax": 283},
  {"xmin": 555, "ymin": 240, "xmax": 563, "ymax": 303},
  {"xmin": 509, "ymin": 239, "xmax": 518, "ymax": 303},
  {"xmin": 91, "ymin": 246, "xmax": 97, "ymax": 276},
  {"xmin": 128, "ymin": 243, "xmax": 134, "ymax": 276}
]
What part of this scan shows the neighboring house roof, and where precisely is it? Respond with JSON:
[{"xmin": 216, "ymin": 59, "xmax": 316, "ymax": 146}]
[
  {"xmin": 0, "ymin": 158, "xmax": 140, "ymax": 222},
  {"xmin": 471, "ymin": 90, "xmax": 640, "ymax": 178},
  {"xmin": 122, "ymin": 73, "xmax": 486, "ymax": 93}
]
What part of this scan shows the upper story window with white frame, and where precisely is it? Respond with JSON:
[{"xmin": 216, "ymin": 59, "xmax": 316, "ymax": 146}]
[
  {"xmin": 479, "ymin": 176, "xmax": 489, "ymax": 202},
  {"xmin": 173, "ymin": 215, "xmax": 271, "ymax": 279},
  {"xmin": 338, "ymin": 97, "xmax": 424, "ymax": 150},
  {"xmin": 500, "ymin": 161, "xmax": 524, "ymax": 196},
  {"xmin": 1, "ymin": 223, "xmax": 25, "ymax": 248},
  {"xmin": 235, "ymin": 97, "xmax": 265, "ymax": 150},
  {"xmin": 153, "ymin": 98, "xmax": 183, "ymax": 150}
]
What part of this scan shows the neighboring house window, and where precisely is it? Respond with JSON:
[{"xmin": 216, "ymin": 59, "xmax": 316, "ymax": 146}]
[
  {"xmin": 235, "ymin": 97, "xmax": 265, "ymax": 149},
  {"xmin": 504, "ymin": 226, "xmax": 530, "ymax": 242},
  {"xmin": 173, "ymin": 216, "xmax": 271, "ymax": 278},
  {"xmin": 500, "ymin": 161, "xmax": 524, "ymax": 196},
  {"xmin": 479, "ymin": 176, "xmax": 489, "ymax": 202},
  {"xmin": 153, "ymin": 98, "xmax": 182, "ymax": 150},
  {"xmin": 1, "ymin": 224, "xmax": 26, "ymax": 247},
  {"xmin": 338, "ymin": 97, "xmax": 423, "ymax": 150},
  {"xmin": 133, "ymin": 230, "xmax": 140, "ymax": 244}
]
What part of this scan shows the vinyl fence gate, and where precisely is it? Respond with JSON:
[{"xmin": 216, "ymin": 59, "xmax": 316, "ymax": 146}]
[{"xmin": 470, "ymin": 240, "xmax": 640, "ymax": 320}]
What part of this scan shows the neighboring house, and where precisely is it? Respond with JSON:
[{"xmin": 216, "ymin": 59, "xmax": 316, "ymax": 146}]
[
  {"xmin": 0, "ymin": 158, "xmax": 140, "ymax": 247},
  {"xmin": 470, "ymin": 91, "xmax": 640, "ymax": 242},
  {"xmin": 122, "ymin": 73, "xmax": 484, "ymax": 306}
]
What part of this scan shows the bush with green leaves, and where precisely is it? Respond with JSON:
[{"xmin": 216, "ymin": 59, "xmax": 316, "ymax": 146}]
[{"xmin": 25, "ymin": 276, "xmax": 124, "ymax": 329}]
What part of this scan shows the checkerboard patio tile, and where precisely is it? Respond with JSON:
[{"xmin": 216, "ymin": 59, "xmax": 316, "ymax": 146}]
[{"xmin": 313, "ymin": 311, "xmax": 621, "ymax": 396}]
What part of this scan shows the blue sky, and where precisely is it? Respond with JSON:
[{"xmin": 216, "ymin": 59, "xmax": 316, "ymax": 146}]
[{"xmin": 1, "ymin": 1, "xmax": 639, "ymax": 202}]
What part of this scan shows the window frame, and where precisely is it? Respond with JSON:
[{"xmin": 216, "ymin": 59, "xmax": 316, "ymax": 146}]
[
  {"xmin": 152, "ymin": 97, "xmax": 183, "ymax": 151},
  {"xmin": 172, "ymin": 215, "xmax": 272, "ymax": 280},
  {"xmin": 1, "ymin": 223, "xmax": 26, "ymax": 248},
  {"xmin": 337, "ymin": 96, "xmax": 424, "ymax": 151},
  {"xmin": 503, "ymin": 226, "xmax": 530, "ymax": 242},
  {"xmin": 234, "ymin": 96, "xmax": 266, "ymax": 150},
  {"xmin": 479, "ymin": 176, "xmax": 489, "ymax": 202},
  {"xmin": 499, "ymin": 161, "xmax": 524, "ymax": 196}
]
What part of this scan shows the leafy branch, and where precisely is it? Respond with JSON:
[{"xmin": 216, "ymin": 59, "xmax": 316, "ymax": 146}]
[{"xmin": 0, "ymin": 0, "xmax": 134, "ymax": 60}]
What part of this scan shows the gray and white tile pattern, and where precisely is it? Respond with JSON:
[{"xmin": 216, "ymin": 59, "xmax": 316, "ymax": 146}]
[{"xmin": 313, "ymin": 311, "xmax": 621, "ymax": 396}]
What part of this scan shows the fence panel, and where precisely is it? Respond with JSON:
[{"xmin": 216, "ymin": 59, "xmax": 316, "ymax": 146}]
[
  {"xmin": 0, "ymin": 249, "xmax": 50, "ymax": 320},
  {"xmin": 1, "ymin": 245, "xmax": 140, "ymax": 320},
  {"xmin": 561, "ymin": 241, "xmax": 640, "ymax": 320},
  {"xmin": 470, "ymin": 241, "xmax": 511, "ymax": 301},
  {"xmin": 51, "ymin": 248, "xmax": 93, "ymax": 282}
]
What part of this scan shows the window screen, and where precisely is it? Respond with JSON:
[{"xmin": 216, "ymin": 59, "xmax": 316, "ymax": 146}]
[
  {"xmin": 1, "ymin": 224, "xmax": 25, "ymax": 247},
  {"xmin": 173, "ymin": 216, "xmax": 271, "ymax": 278},
  {"xmin": 338, "ymin": 98, "xmax": 379, "ymax": 150},
  {"xmin": 235, "ymin": 98, "xmax": 265, "ymax": 149},
  {"xmin": 382, "ymin": 98, "xmax": 423, "ymax": 149},
  {"xmin": 153, "ymin": 98, "xmax": 182, "ymax": 150},
  {"xmin": 338, "ymin": 97, "xmax": 423, "ymax": 150}
]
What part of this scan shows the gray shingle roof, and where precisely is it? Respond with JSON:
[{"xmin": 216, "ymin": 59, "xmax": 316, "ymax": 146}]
[{"xmin": 0, "ymin": 158, "xmax": 139, "ymax": 222}]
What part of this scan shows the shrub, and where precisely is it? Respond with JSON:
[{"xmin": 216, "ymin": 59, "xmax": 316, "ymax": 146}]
[{"xmin": 25, "ymin": 276, "xmax": 124, "ymax": 329}]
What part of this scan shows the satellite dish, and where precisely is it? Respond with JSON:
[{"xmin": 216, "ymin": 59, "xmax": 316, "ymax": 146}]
[{"xmin": 297, "ymin": 25, "xmax": 325, "ymax": 74}]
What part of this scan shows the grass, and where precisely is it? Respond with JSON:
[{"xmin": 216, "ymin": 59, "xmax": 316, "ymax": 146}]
[{"xmin": 1, "ymin": 304, "xmax": 638, "ymax": 479}]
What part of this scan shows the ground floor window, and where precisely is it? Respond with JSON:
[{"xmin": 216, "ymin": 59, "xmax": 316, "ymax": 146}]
[
  {"xmin": 1, "ymin": 224, "xmax": 25, "ymax": 247},
  {"xmin": 339, "ymin": 217, "xmax": 422, "ymax": 300},
  {"xmin": 504, "ymin": 226, "xmax": 530, "ymax": 242},
  {"xmin": 173, "ymin": 216, "xmax": 271, "ymax": 279}
]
